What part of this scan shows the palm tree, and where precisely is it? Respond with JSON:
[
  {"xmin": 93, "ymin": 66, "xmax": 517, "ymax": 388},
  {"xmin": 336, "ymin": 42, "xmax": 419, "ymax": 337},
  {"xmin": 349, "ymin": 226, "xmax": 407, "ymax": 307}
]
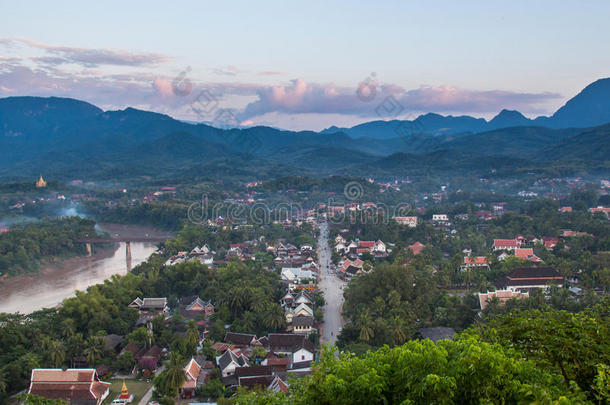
[
  {"xmin": 263, "ymin": 304, "xmax": 285, "ymax": 331},
  {"xmin": 48, "ymin": 341, "xmax": 66, "ymax": 367},
  {"xmin": 240, "ymin": 311, "xmax": 257, "ymax": 333},
  {"xmin": 163, "ymin": 352, "xmax": 186, "ymax": 399},
  {"xmin": 84, "ymin": 337, "xmax": 104, "ymax": 367},
  {"xmin": 358, "ymin": 308, "xmax": 374, "ymax": 343},
  {"xmin": 61, "ymin": 318, "xmax": 75, "ymax": 339},
  {"xmin": 389, "ymin": 315, "xmax": 406, "ymax": 345}
]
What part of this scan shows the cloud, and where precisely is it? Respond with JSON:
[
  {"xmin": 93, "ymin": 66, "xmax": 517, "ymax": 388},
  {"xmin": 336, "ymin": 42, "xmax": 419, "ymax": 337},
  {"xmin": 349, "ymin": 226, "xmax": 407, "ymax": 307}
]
[
  {"xmin": 239, "ymin": 78, "xmax": 562, "ymax": 120},
  {"xmin": 258, "ymin": 71, "xmax": 285, "ymax": 76},
  {"xmin": 397, "ymin": 85, "xmax": 561, "ymax": 114},
  {"xmin": 211, "ymin": 65, "xmax": 244, "ymax": 76},
  {"xmin": 2, "ymin": 37, "xmax": 170, "ymax": 67},
  {"xmin": 152, "ymin": 77, "xmax": 175, "ymax": 97}
]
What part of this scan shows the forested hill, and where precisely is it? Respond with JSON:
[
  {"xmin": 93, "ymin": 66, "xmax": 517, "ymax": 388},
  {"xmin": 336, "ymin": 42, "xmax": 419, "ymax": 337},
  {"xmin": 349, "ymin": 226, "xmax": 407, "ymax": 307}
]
[{"xmin": 0, "ymin": 77, "xmax": 609, "ymax": 181}]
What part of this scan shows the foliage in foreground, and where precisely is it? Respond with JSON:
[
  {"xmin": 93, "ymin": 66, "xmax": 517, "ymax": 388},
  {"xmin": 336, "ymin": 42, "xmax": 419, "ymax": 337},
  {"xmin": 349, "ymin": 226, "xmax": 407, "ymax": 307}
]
[{"xmin": 234, "ymin": 336, "xmax": 585, "ymax": 405}]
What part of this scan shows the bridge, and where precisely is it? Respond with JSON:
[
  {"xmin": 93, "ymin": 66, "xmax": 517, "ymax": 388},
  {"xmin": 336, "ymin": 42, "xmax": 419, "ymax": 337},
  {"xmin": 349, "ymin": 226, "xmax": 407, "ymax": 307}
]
[
  {"xmin": 77, "ymin": 237, "xmax": 169, "ymax": 243},
  {"xmin": 77, "ymin": 236, "xmax": 169, "ymax": 259}
]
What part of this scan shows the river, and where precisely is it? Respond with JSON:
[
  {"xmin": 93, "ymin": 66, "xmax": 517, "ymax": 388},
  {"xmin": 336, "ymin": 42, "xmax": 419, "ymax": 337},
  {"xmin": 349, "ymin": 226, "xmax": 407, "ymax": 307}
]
[{"xmin": 0, "ymin": 224, "xmax": 171, "ymax": 314}]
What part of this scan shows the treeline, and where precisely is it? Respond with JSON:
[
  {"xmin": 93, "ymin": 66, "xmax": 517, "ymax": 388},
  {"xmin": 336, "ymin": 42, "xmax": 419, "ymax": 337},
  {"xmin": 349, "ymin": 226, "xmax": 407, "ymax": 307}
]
[
  {"xmin": 0, "ymin": 217, "xmax": 96, "ymax": 276},
  {"xmin": 83, "ymin": 200, "xmax": 190, "ymax": 230},
  {"xmin": 233, "ymin": 301, "xmax": 610, "ymax": 404}
]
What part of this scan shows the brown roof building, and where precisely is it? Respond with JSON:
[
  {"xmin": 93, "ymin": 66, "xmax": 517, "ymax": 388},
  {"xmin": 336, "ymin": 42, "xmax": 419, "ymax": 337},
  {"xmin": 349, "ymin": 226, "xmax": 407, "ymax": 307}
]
[{"xmin": 28, "ymin": 369, "xmax": 110, "ymax": 405}]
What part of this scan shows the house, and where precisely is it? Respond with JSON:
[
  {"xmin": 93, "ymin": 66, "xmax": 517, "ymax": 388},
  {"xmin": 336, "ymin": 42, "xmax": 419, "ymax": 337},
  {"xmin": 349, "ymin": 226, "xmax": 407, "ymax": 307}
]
[
  {"xmin": 268, "ymin": 334, "xmax": 315, "ymax": 365},
  {"xmin": 137, "ymin": 345, "xmax": 163, "ymax": 371},
  {"xmin": 492, "ymin": 239, "xmax": 519, "ymax": 251},
  {"xmin": 496, "ymin": 266, "xmax": 563, "ymax": 292},
  {"xmin": 281, "ymin": 267, "xmax": 314, "ymax": 283},
  {"xmin": 28, "ymin": 369, "xmax": 111, "ymax": 405},
  {"xmin": 542, "ymin": 236, "xmax": 559, "ymax": 250},
  {"xmin": 286, "ymin": 303, "xmax": 314, "ymax": 323},
  {"xmin": 179, "ymin": 296, "xmax": 214, "ymax": 320},
  {"xmin": 291, "ymin": 315, "xmax": 314, "ymax": 335},
  {"xmin": 417, "ymin": 327, "xmax": 455, "ymax": 343},
  {"xmin": 478, "ymin": 290, "xmax": 529, "ymax": 310},
  {"xmin": 432, "ymin": 214, "xmax": 449, "ymax": 222},
  {"xmin": 280, "ymin": 291, "xmax": 295, "ymax": 307},
  {"xmin": 559, "ymin": 206, "xmax": 572, "ymax": 213},
  {"xmin": 128, "ymin": 297, "xmax": 168, "ymax": 314},
  {"xmin": 235, "ymin": 366, "xmax": 277, "ymax": 389},
  {"xmin": 224, "ymin": 332, "xmax": 260, "ymax": 347},
  {"xmin": 268, "ymin": 375, "xmax": 290, "ymax": 394},
  {"xmin": 460, "ymin": 256, "xmax": 489, "ymax": 271},
  {"xmin": 294, "ymin": 292, "xmax": 312, "ymax": 306},
  {"xmin": 103, "ymin": 334, "xmax": 124, "ymax": 354},
  {"xmin": 395, "ymin": 216, "xmax": 418, "ymax": 227},
  {"xmin": 515, "ymin": 248, "xmax": 542, "ymax": 263},
  {"xmin": 216, "ymin": 349, "xmax": 248, "ymax": 377},
  {"xmin": 408, "ymin": 242, "xmax": 425, "ymax": 255},
  {"xmin": 339, "ymin": 259, "xmax": 364, "ymax": 277},
  {"xmin": 589, "ymin": 206, "xmax": 610, "ymax": 218},
  {"xmin": 180, "ymin": 358, "xmax": 204, "ymax": 398}
]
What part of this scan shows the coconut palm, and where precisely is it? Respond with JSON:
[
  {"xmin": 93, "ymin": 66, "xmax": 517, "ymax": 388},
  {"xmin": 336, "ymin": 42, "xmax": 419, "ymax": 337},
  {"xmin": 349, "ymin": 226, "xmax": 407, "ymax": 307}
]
[
  {"xmin": 48, "ymin": 341, "xmax": 66, "ymax": 367},
  {"xmin": 389, "ymin": 315, "xmax": 407, "ymax": 345},
  {"xmin": 358, "ymin": 308, "xmax": 375, "ymax": 343},
  {"xmin": 163, "ymin": 352, "xmax": 187, "ymax": 399},
  {"xmin": 84, "ymin": 336, "xmax": 104, "ymax": 366},
  {"xmin": 263, "ymin": 304, "xmax": 285, "ymax": 331}
]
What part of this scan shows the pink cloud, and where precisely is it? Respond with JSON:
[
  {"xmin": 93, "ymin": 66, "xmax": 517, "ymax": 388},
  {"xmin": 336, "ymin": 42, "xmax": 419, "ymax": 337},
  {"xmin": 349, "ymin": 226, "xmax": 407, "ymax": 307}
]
[
  {"xmin": 240, "ymin": 79, "xmax": 562, "ymax": 119},
  {"xmin": 152, "ymin": 77, "xmax": 175, "ymax": 97}
]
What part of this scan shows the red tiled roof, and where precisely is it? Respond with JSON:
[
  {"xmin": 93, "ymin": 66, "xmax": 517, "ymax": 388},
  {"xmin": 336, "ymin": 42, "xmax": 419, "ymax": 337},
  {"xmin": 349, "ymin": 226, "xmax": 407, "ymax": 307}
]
[
  {"xmin": 493, "ymin": 239, "xmax": 518, "ymax": 248},
  {"xmin": 515, "ymin": 248, "xmax": 534, "ymax": 257},
  {"xmin": 408, "ymin": 242, "xmax": 425, "ymax": 255},
  {"xmin": 358, "ymin": 241, "xmax": 375, "ymax": 248},
  {"xmin": 464, "ymin": 256, "xmax": 488, "ymax": 265}
]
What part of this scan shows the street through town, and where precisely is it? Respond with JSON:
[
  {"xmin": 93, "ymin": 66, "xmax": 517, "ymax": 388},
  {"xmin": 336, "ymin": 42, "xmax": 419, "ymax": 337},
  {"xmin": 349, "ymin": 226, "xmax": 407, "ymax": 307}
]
[{"xmin": 317, "ymin": 220, "xmax": 346, "ymax": 345}]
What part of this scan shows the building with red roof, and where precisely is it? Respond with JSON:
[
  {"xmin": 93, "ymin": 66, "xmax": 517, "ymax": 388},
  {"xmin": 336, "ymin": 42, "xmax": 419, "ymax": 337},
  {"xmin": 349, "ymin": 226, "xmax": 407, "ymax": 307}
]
[
  {"xmin": 492, "ymin": 239, "xmax": 519, "ymax": 251},
  {"xmin": 28, "ymin": 369, "xmax": 110, "ymax": 404},
  {"xmin": 408, "ymin": 242, "xmax": 425, "ymax": 255}
]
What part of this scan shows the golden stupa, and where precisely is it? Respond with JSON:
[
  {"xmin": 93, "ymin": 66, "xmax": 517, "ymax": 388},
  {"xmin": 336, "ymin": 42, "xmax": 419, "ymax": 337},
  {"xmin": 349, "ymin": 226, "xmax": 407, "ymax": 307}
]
[
  {"xmin": 36, "ymin": 175, "xmax": 47, "ymax": 188},
  {"xmin": 118, "ymin": 380, "xmax": 131, "ymax": 400}
]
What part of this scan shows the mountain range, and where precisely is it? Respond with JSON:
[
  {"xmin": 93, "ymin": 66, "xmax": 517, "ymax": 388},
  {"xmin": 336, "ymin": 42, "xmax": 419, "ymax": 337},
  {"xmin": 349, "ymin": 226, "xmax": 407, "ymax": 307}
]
[
  {"xmin": 0, "ymin": 78, "xmax": 609, "ymax": 182},
  {"xmin": 322, "ymin": 78, "xmax": 610, "ymax": 139}
]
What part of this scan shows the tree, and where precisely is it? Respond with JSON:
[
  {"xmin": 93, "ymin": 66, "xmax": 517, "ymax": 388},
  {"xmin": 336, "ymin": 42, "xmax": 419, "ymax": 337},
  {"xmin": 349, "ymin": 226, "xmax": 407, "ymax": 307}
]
[
  {"xmin": 48, "ymin": 341, "xmax": 66, "ymax": 368},
  {"xmin": 357, "ymin": 308, "xmax": 374, "ymax": 343},
  {"xmin": 126, "ymin": 327, "xmax": 149, "ymax": 347},
  {"xmin": 83, "ymin": 337, "xmax": 104, "ymax": 367},
  {"xmin": 471, "ymin": 300, "xmax": 610, "ymax": 400},
  {"xmin": 115, "ymin": 351, "xmax": 136, "ymax": 373},
  {"xmin": 157, "ymin": 352, "xmax": 187, "ymax": 399},
  {"xmin": 186, "ymin": 320, "xmax": 199, "ymax": 356},
  {"xmin": 233, "ymin": 337, "xmax": 579, "ymax": 404}
]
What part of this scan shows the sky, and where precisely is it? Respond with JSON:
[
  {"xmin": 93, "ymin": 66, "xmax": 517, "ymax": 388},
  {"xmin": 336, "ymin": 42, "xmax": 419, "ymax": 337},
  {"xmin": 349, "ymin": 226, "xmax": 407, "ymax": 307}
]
[{"xmin": 1, "ymin": 0, "xmax": 609, "ymax": 131}]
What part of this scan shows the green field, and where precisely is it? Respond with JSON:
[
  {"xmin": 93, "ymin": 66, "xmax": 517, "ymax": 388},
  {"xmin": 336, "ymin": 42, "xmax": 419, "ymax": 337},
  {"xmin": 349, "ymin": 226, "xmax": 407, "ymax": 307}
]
[{"xmin": 102, "ymin": 379, "xmax": 151, "ymax": 405}]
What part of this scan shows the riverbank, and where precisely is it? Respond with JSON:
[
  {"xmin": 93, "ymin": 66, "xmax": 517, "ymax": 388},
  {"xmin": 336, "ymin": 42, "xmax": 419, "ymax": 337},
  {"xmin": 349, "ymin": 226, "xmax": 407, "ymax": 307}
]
[{"xmin": 0, "ymin": 223, "xmax": 172, "ymax": 314}]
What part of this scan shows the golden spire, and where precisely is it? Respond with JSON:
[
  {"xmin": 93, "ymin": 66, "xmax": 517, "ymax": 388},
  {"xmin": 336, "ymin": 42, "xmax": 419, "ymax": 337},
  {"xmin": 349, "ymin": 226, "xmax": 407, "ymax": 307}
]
[
  {"xmin": 36, "ymin": 175, "xmax": 47, "ymax": 188},
  {"xmin": 120, "ymin": 380, "xmax": 129, "ymax": 397}
]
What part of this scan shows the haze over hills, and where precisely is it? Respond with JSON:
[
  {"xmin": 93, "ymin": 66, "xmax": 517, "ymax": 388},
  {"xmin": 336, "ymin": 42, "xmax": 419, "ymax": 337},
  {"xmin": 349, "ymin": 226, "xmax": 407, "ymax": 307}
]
[{"xmin": 0, "ymin": 77, "xmax": 609, "ymax": 181}]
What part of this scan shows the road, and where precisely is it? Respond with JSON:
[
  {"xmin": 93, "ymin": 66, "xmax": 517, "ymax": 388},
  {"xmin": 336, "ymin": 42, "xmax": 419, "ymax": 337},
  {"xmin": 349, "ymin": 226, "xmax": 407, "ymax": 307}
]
[
  {"xmin": 317, "ymin": 220, "xmax": 346, "ymax": 345},
  {"xmin": 137, "ymin": 365, "xmax": 165, "ymax": 405}
]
